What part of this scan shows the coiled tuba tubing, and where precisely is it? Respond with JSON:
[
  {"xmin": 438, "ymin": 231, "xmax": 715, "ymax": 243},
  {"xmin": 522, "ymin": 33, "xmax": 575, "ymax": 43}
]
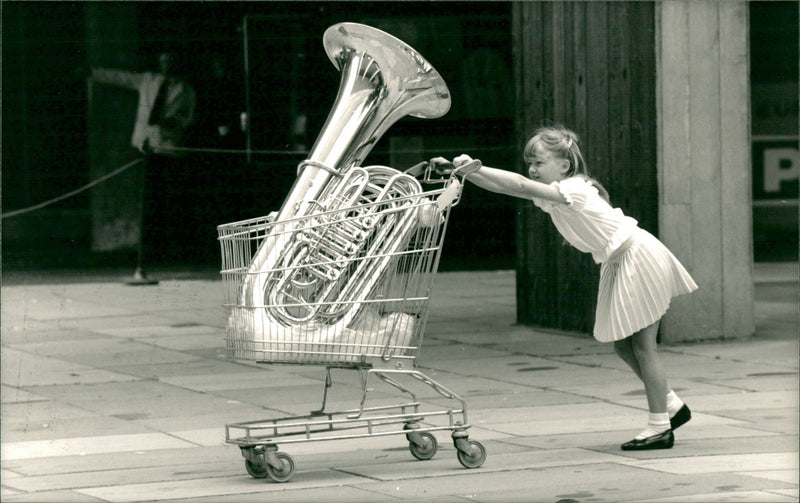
[
  {"xmin": 266, "ymin": 167, "xmax": 424, "ymax": 326},
  {"xmin": 240, "ymin": 22, "xmax": 451, "ymax": 332}
]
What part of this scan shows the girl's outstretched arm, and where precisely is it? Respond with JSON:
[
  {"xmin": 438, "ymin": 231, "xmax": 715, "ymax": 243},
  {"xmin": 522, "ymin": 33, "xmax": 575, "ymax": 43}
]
[{"xmin": 433, "ymin": 155, "xmax": 566, "ymax": 203}]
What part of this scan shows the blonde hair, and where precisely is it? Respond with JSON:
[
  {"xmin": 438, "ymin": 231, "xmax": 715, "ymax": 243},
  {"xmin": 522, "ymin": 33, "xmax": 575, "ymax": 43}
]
[{"xmin": 523, "ymin": 125, "xmax": 610, "ymax": 202}]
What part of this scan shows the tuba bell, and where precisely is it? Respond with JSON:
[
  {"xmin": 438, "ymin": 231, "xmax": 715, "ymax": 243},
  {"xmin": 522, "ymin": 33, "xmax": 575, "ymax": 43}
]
[{"xmin": 235, "ymin": 22, "xmax": 451, "ymax": 342}]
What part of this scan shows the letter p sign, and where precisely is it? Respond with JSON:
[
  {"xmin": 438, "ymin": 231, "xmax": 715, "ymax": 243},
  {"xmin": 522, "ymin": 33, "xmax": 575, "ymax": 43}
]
[{"xmin": 764, "ymin": 148, "xmax": 799, "ymax": 193}]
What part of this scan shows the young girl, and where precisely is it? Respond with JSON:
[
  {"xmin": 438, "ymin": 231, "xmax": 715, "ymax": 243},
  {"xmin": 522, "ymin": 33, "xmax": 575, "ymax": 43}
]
[{"xmin": 431, "ymin": 125, "xmax": 697, "ymax": 451}]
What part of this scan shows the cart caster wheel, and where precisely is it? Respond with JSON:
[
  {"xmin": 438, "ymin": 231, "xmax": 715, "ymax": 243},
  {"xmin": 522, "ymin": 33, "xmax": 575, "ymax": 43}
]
[
  {"xmin": 266, "ymin": 452, "xmax": 295, "ymax": 483},
  {"xmin": 456, "ymin": 440, "xmax": 486, "ymax": 469},
  {"xmin": 245, "ymin": 458, "xmax": 268, "ymax": 479},
  {"xmin": 408, "ymin": 432, "xmax": 438, "ymax": 460}
]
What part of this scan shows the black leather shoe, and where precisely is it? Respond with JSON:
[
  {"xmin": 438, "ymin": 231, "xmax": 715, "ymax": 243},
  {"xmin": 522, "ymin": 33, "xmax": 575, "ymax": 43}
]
[
  {"xmin": 620, "ymin": 429, "xmax": 674, "ymax": 451},
  {"xmin": 670, "ymin": 404, "xmax": 691, "ymax": 430}
]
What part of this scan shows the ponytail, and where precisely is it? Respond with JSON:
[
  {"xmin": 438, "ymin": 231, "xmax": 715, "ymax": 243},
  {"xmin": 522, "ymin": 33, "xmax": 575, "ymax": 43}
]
[{"xmin": 582, "ymin": 176, "xmax": 611, "ymax": 204}]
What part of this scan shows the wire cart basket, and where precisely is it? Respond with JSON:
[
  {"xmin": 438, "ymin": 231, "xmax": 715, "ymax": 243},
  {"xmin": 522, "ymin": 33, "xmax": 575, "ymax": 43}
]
[{"xmin": 217, "ymin": 163, "xmax": 486, "ymax": 482}]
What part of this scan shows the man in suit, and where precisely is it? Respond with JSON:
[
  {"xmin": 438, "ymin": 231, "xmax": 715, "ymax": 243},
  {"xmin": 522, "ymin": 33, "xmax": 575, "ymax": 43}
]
[{"xmin": 92, "ymin": 51, "xmax": 197, "ymax": 279}]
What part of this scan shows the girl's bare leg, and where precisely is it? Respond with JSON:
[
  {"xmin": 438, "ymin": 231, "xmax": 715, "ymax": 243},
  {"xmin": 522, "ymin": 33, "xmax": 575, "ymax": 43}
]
[
  {"xmin": 616, "ymin": 330, "xmax": 687, "ymax": 420},
  {"xmin": 613, "ymin": 337, "xmax": 643, "ymax": 380},
  {"xmin": 630, "ymin": 321, "xmax": 668, "ymax": 414},
  {"xmin": 618, "ymin": 320, "xmax": 680, "ymax": 449}
]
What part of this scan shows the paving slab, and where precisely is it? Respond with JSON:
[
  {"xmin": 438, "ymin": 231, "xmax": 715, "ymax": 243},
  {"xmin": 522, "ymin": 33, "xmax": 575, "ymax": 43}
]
[
  {"xmin": 136, "ymin": 333, "xmax": 226, "ymax": 352},
  {"xmin": 340, "ymin": 464, "xmax": 794, "ymax": 503},
  {"xmin": 1, "ymin": 385, "xmax": 51, "ymax": 404},
  {"xmin": 553, "ymin": 378, "xmax": 743, "ymax": 405},
  {"xmin": 157, "ymin": 370, "xmax": 320, "ymax": 392},
  {"xmin": 2, "ymin": 411, "xmax": 158, "ymax": 442},
  {"xmin": 555, "ymin": 351, "xmax": 795, "ymax": 379},
  {"xmin": 1, "ymin": 348, "xmax": 142, "ymax": 387},
  {"xmin": 23, "ymin": 380, "xmax": 251, "ymax": 419},
  {"xmin": 92, "ymin": 323, "xmax": 221, "ymax": 338},
  {"xmin": 664, "ymin": 424, "xmax": 795, "ymax": 444},
  {"xmin": 110, "ymin": 358, "xmax": 255, "ymax": 379},
  {"xmin": 713, "ymin": 403, "xmax": 799, "ymax": 423},
  {"xmin": 472, "ymin": 402, "xmax": 635, "ymax": 425},
  {"xmin": 615, "ymin": 389, "xmax": 796, "ymax": 412},
  {"xmin": 414, "ymin": 343, "xmax": 512, "ymax": 363},
  {"xmin": 506, "ymin": 427, "xmax": 788, "ymax": 452},
  {"xmin": 619, "ymin": 452, "xmax": 799, "ymax": 475},
  {"xmin": 673, "ymin": 339, "xmax": 800, "ymax": 368},
  {"xmin": 1, "ymin": 446, "xmax": 234, "ymax": 476},
  {"xmin": 212, "ymin": 383, "xmax": 395, "ymax": 409},
  {"xmin": 706, "ymin": 374, "xmax": 799, "ymax": 392},
  {"xmin": 425, "ymin": 354, "xmax": 629, "ymax": 389},
  {"xmin": 345, "ymin": 447, "xmax": 625, "ymax": 481},
  {"xmin": 0, "ymin": 286, "xmax": 135, "ymax": 322},
  {"xmin": 8, "ymin": 338, "xmax": 202, "ymax": 368},
  {"xmin": 478, "ymin": 413, "xmax": 656, "ymax": 438},
  {"xmin": 424, "ymin": 388, "xmax": 596, "ymax": 411},
  {"xmin": 612, "ymin": 434, "xmax": 799, "ymax": 459},
  {"xmin": 74, "ymin": 469, "xmax": 368, "ymax": 502},
  {"xmin": 642, "ymin": 489, "xmax": 799, "ymax": 502},
  {"xmin": 0, "ymin": 328, "xmax": 111, "ymax": 346},
  {"xmin": 1, "ymin": 460, "xmax": 242, "ymax": 493},
  {"xmin": 484, "ymin": 331, "xmax": 616, "ymax": 358},
  {"xmin": 739, "ymin": 471, "xmax": 800, "ymax": 485},
  {"xmin": 275, "ymin": 436, "xmax": 528, "ymax": 468},
  {"xmin": 1, "ymin": 400, "xmax": 100, "ymax": 428},
  {"xmin": 1, "ymin": 433, "xmax": 197, "ymax": 460},
  {"xmin": 0, "ymin": 489, "xmax": 106, "ymax": 502},
  {"xmin": 33, "ymin": 314, "xmax": 197, "ymax": 333},
  {"xmin": 158, "ymin": 485, "xmax": 419, "ymax": 503},
  {"xmin": 1, "ymin": 318, "xmax": 60, "ymax": 336}
]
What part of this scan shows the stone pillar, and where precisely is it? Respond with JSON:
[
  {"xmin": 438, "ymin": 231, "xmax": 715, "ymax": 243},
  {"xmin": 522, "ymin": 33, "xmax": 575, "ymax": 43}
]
[{"xmin": 656, "ymin": 1, "xmax": 754, "ymax": 341}]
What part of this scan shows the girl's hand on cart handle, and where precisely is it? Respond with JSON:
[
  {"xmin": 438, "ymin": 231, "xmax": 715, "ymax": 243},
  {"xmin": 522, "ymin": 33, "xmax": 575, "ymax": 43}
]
[
  {"xmin": 430, "ymin": 156, "xmax": 482, "ymax": 178},
  {"xmin": 429, "ymin": 156, "xmax": 455, "ymax": 175},
  {"xmin": 454, "ymin": 157, "xmax": 482, "ymax": 177},
  {"xmin": 450, "ymin": 154, "xmax": 483, "ymax": 178}
]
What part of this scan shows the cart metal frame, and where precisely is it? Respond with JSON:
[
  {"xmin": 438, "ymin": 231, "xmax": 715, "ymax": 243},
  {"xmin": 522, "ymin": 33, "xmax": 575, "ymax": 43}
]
[{"xmin": 218, "ymin": 164, "xmax": 486, "ymax": 482}]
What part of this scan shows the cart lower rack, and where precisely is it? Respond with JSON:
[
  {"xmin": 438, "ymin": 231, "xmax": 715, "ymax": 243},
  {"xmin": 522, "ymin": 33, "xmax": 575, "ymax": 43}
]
[{"xmin": 225, "ymin": 365, "xmax": 486, "ymax": 482}]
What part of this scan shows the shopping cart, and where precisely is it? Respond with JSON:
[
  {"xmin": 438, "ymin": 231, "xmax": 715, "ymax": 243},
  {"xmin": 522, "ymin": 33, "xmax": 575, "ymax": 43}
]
[{"xmin": 217, "ymin": 162, "xmax": 486, "ymax": 482}]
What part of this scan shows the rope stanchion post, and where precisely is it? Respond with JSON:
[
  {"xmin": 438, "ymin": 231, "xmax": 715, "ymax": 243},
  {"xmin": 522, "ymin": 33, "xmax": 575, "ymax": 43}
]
[
  {"xmin": 124, "ymin": 158, "xmax": 158, "ymax": 286},
  {"xmin": 125, "ymin": 167, "xmax": 159, "ymax": 286},
  {"xmin": 125, "ymin": 158, "xmax": 158, "ymax": 286}
]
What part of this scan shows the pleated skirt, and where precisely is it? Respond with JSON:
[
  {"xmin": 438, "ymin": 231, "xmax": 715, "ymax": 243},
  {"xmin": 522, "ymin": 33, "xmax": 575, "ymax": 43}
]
[{"xmin": 594, "ymin": 228, "xmax": 698, "ymax": 342}]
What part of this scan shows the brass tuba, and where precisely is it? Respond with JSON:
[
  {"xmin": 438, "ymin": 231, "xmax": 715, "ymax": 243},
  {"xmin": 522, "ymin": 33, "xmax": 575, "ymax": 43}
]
[{"xmin": 239, "ymin": 22, "xmax": 450, "ymax": 335}]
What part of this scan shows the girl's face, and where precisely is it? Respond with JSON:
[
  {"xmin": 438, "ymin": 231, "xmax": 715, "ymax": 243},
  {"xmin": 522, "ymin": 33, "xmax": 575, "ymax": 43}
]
[{"xmin": 526, "ymin": 143, "xmax": 569, "ymax": 185}]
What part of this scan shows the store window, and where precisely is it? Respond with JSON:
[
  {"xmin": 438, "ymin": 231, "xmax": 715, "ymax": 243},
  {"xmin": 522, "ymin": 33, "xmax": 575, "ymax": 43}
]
[{"xmin": 750, "ymin": 1, "xmax": 799, "ymax": 262}]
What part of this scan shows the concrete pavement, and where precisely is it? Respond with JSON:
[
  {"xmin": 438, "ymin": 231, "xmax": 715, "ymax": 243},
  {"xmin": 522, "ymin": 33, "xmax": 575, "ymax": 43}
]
[{"xmin": 1, "ymin": 262, "xmax": 798, "ymax": 502}]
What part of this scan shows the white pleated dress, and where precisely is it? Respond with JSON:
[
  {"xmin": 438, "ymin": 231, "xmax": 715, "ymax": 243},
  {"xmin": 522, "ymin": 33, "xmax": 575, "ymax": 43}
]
[{"xmin": 532, "ymin": 177, "xmax": 698, "ymax": 342}]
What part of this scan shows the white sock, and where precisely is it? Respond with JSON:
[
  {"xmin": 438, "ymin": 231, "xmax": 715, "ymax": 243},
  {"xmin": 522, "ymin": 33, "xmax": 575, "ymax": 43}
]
[
  {"xmin": 666, "ymin": 390, "xmax": 684, "ymax": 418},
  {"xmin": 635, "ymin": 412, "xmax": 670, "ymax": 440}
]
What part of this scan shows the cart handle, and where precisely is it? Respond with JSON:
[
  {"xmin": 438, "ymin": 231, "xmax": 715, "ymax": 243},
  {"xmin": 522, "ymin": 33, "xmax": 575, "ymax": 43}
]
[
  {"xmin": 404, "ymin": 159, "xmax": 481, "ymax": 183},
  {"xmin": 404, "ymin": 159, "xmax": 479, "ymax": 210}
]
